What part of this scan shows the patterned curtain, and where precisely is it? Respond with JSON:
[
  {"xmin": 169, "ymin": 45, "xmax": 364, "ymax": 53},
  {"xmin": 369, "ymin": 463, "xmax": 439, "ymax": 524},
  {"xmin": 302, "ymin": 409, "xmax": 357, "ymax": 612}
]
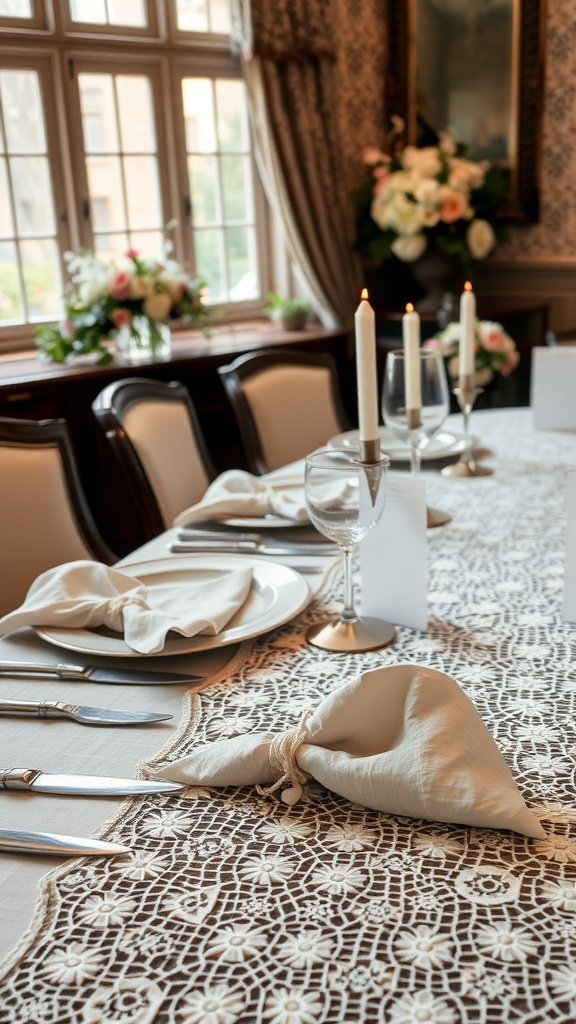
[{"xmin": 231, "ymin": 0, "xmax": 362, "ymax": 330}]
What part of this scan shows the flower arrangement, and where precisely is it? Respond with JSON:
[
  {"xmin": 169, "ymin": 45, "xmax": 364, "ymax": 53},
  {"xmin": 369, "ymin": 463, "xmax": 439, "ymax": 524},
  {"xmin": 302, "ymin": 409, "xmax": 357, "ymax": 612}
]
[
  {"xmin": 36, "ymin": 227, "xmax": 209, "ymax": 365},
  {"xmin": 353, "ymin": 123, "xmax": 507, "ymax": 269},
  {"xmin": 425, "ymin": 320, "xmax": 519, "ymax": 386}
]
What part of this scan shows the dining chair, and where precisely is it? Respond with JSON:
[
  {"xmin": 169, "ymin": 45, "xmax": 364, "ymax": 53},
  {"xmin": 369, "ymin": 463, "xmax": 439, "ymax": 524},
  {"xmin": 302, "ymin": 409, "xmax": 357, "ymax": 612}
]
[
  {"xmin": 218, "ymin": 348, "xmax": 351, "ymax": 474},
  {"xmin": 92, "ymin": 378, "xmax": 216, "ymax": 538},
  {"xmin": 545, "ymin": 328, "xmax": 576, "ymax": 346},
  {"xmin": 0, "ymin": 417, "xmax": 115, "ymax": 616}
]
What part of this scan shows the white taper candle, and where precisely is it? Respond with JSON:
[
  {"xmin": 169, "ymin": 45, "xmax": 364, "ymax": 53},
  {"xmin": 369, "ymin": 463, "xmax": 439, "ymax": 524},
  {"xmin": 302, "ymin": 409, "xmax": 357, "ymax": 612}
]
[
  {"xmin": 354, "ymin": 289, "xmax": 379, "ymax": 442},
  {"xmin": 402, "ymin": 302, "xmax": 421, "ymax": 411},
  {"xmin": 459, "ymin": 281, "xmax": 476, "ymax": 377}
]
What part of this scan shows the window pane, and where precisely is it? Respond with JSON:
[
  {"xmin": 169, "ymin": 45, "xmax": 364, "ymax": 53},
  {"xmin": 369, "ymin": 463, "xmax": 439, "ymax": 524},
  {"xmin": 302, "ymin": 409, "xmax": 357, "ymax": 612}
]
[
  {"xmin": 86, "ymin": 156, "xmax": 127, "ymax": 231},
  {"xmin": 209, "ymin": 0, "xmax": 230, "ymax": 33},
  {"xmin": 129, "ymin": 230, "xmax": 163, "ymax": 259},
  {"xmin": 189, "ymin": 154, "xmax": 218, "ymax": 225},
  {"xmin": 10, "ymin": 156, "xmax": 56, "ymax": 234},
  {"xmin": 216, "ymin": 79, "xmax": 248, "ymax": 150},
  {"xmin": 94, "ymin": 232, "xmax": 129, "ymax": 261},
  {"xmin": 117, "ymin": 76, "xmax": 156, "ymax": 153},
  {"xmin": 79, "ymin": 75, "xmax": 119, "ymax": 153},
  {"xmin": 194, "ymin": 228, "xmax": 223, "ymax": 301},
  {"xmin": 0, "ymin": 71, "xmax": 46, "ymax": 153},
  {"xmin": 175, "ymin": 0, "xmax": 208, "ymax": 32},
  {"xmin": 0, "ymin": 0, "xmax": 32, "ymax": 16},
  {"xmin": 70, "ymin": 0, "xmax": 147, "ymax": 27},
  {"xmin": 221, "ymin": 154, "xmax": 250, "ymax": 222},
  {"xmin": 20, "ymin": 237, "xmax": 61, "ymax": 319},
  {"xmin": 0, "ymin": 160, "xmax": 13, "ymax": 236},
  {"xmin": 0, "ymin": 240, "xmax": 23, "ymax": 321},
  {"xmin": 182, "ymin": 78, "xmax": 215, "ymax": 152},
  {"xmin": 123, "ymin": 156, "xmax": 161, "ymax": 228},
  {"xmin": 226, "ymin": 225, "xmax": 256, "ymax": 295}
]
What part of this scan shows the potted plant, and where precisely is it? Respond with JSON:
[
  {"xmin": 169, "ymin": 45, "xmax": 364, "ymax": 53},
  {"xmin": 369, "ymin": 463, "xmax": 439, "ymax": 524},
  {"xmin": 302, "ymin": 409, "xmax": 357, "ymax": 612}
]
[{"xmin": 264, "ymin": 292, "xmax": 310, "ymax": 331}]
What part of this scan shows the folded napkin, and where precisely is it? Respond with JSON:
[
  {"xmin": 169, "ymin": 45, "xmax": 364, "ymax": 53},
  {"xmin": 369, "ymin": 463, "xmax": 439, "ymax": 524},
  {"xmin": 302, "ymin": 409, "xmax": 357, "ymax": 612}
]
[
  {"xmin": 150, "ymin": 664, "xmax": 545, "ymax": 838},
  {"xmin": 0, "ymin": 560, "xmax": 253, "ymax": 655},
  {"xmin": 173, "ymin": 469, "xmax": 308, "ymax": 526}
]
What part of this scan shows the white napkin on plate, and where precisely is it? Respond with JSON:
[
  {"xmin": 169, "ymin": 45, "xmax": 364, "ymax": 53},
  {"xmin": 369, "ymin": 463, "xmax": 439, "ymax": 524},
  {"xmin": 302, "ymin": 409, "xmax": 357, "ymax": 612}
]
[
  {"xmin": 0, "ymin": 560, "xmax": 253, "ymax": 655},
  {"xmin": 173, "ymin": 469, "xmax": 308, "ymax": 526},
  {"xmin": 150, "ymin": 663, "xmax": 545, "ymax": 838}
]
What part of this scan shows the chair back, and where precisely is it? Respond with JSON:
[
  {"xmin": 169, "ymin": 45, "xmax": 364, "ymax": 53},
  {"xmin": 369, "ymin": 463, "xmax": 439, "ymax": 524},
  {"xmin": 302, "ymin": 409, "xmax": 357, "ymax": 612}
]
[
  {"xmin": 0, "ymin": 417, "xmax": 115, "ymax": 616},
  {"xmin": 546, "ymin": 328, "xmax": 576, "ymax": 347},
  {"xmin": 218, "ymin": 349, "xmax": 350, "ymax": 474},
  {"xmin": 93, "ymin": 378, "xmax": 215, "ymax": 536}
]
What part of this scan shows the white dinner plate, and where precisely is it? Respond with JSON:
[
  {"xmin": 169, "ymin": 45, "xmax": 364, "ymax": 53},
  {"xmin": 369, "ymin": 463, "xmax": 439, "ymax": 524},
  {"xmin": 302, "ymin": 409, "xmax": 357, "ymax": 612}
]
[
  {"xmin": 35, "ymin": 555, "xmax": 310, "ymax": 657},
  {"xmin": 328, "ymin": 427, "xmax": 478, "ymax": 462}
]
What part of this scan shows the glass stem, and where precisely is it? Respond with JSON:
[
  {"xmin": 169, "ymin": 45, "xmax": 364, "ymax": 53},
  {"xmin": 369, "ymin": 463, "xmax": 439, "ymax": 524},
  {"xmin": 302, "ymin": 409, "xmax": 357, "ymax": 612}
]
[
  {"xmin": 410, "ymin": 442, "xmax": 421, "ymax": 477},
  {"xmin": 340, "ymin": 546, "xmax": 357, "ymax": 622}
]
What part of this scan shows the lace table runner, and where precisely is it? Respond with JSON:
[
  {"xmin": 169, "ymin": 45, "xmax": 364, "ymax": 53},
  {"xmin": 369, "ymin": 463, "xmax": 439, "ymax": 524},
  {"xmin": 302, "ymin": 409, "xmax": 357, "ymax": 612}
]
[{"xmin": 2, "ymin": 409, "xmax": 576, "ymax": 1024}]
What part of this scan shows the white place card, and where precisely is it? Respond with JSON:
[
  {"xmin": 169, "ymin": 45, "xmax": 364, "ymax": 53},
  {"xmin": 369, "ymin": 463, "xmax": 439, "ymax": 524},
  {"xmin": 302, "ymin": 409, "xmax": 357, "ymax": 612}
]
[
  {"xmin": 359, "ymin": 471, "xmax": 428, "ymax": 631},
  {"xmin": 562, "ymin": 470, "xmax": 576, "ymax": 622},
  {"xmin": 531, "ymin": 347, "xmax": 576, "ymax": 431}
]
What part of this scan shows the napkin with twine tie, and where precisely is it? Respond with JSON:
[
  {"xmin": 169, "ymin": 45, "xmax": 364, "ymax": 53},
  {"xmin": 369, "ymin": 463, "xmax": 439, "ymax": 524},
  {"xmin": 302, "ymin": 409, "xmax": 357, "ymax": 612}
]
[
  {"xmin": 0, "ymin": 560, "xmax": 253, "ymax": 655},
  {"xmin": 149, "ymin": 663, "xmax": 545, "ymax": 838},
  {"xmin": 173, "ymin": 469, "xmax": 308, "ymax": 526}
]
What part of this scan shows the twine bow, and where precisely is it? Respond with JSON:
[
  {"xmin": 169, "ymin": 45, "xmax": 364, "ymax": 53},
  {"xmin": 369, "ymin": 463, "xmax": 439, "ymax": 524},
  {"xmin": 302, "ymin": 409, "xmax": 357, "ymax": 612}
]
[{"xmin": 256, "ymin": 711, "xmax": 313, "ymax": 806}]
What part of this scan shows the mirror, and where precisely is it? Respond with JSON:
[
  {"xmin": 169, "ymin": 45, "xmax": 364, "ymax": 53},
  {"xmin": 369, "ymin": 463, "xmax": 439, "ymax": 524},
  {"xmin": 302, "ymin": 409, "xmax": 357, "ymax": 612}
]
[{"xmin": 386, "ymin": 0, "xmax": 544, "ymax": 222}]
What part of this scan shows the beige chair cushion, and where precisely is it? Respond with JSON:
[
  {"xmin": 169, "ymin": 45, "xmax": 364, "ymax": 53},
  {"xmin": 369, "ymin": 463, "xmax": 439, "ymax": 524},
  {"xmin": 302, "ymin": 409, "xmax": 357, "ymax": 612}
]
[
  {"xmin": 123, "ymin": 400, "xmax": 211, "ymax": 527},
  {"xmin": 242, "ymin": 365, "xmax": 344, "ymax": 470},
  {"xmin": 0, "ymin": 445, "xmax": 94, "ymax": 616}
]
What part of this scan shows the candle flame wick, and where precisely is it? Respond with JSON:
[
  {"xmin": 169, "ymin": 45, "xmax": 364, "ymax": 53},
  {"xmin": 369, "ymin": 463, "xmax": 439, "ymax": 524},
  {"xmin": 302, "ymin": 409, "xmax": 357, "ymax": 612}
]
[
  {"xmin": 464, "ymin": 281, "xmax": 473, "ymax": 292},
  {"xmin": 406, "ymin": 302, "xmax": 414, "ymax": 313},
  {"xmin": 360, "ymin": 288, "xmax": 369, "ymax": 300}
]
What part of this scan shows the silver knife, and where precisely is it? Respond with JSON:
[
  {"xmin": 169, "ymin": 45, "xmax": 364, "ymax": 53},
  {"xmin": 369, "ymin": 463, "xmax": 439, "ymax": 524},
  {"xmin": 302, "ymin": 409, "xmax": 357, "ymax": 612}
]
[
  {"xmin": 0, "ymin": 828, "xmax": 130, "ymax": 856},
  {"xmin": 0, "ymin": 767, "xmax": 184, "ymax": 796},
  {"xmin": 176, "ymin": 530, "xmax": 335, "ymax": 552},
  {"xmin": 170, "ymin": 540, "xmax": 336, "ymax": 556},
  {"xmin": 0, "ymin": 699, "xmax": 172, "ymax": 726},
  {"xmin": 0, "ymin": 661, "xmax": 203, "ymax": 685}
]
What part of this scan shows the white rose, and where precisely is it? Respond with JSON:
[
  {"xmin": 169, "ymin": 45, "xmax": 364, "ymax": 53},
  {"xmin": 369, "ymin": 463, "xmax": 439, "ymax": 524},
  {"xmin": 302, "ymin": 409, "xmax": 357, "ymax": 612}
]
[
  {"xmin": 143, "ymin": 292, "xmax": 172, "ymax": 321},
  {"xmin": 402, "ymin": 146, "xmax": 442, "ymax": 178},
  {"xmin": 448, "ymin": 158, "xmax": 485, "ymax": 190},
  {"xmin": 386, "ymin": 193, "xmax": 425, "ymax": 236},
  {"xmin": 467, "ymin": 219, "xmax": 496, "ymax": 259},
  {"xmin": 391, "ymin": 233, "xmax": 427, "ymax": 262}
]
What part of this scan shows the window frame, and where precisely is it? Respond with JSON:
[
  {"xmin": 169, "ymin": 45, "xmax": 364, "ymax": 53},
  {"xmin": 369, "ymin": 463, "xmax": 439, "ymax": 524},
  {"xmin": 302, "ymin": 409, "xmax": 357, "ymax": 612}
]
[
  {"xmin": 0, "ymin": 0, "xmax": 50, "ymax": 33},
  {"xmin": 58, "ymin": 0, "xmax": 162, "ymax": 42}
]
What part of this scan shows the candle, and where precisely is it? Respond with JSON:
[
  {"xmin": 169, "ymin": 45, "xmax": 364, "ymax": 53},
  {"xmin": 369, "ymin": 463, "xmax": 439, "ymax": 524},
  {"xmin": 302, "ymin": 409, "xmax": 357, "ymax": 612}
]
[
  {"xmin": 402, "ymin": 302, "xmax": 421, "ymax": 412},
  {"xmin": 354, "ymin": 288, "xmax": 379, "ymax": 442},
  {"xmin": 459, "ymin": 281, "xmax": 476, "ymax": 378}
]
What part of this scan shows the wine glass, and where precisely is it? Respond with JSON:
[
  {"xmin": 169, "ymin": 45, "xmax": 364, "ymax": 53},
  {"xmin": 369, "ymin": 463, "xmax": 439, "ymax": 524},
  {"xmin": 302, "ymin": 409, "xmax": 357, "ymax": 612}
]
[
  {"xmin": 304, "ymin": 446, "xmax": 395, "ymax": 652},
  {"xmin": 382, "ymin": 347, "xmax": 451, "ymax": 528}
]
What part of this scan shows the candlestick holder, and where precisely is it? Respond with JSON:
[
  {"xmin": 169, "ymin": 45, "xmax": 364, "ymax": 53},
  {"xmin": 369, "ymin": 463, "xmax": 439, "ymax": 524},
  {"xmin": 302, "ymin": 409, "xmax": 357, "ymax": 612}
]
[{"xmin": 442, "ymin": 375, "xmax": 493, "ymax": 478}]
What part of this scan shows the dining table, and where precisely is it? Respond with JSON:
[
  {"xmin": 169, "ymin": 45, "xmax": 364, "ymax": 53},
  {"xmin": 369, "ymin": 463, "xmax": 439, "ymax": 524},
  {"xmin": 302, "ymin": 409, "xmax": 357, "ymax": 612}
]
[{"xmin": 1, "ymin": 405, "xmax": 576, "ymax": 1024}]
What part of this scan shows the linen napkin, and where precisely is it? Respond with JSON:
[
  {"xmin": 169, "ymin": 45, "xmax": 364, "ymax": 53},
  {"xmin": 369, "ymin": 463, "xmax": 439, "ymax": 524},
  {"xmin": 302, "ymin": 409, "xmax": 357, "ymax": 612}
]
[
  {"xmin": 150, "ymin": 663, "xmax": 545, "ymax": 838},
  {"xmin": 173, "ymin": 469, "xmax": 308, "ymax": 526},
  {"xmin": 0, "ymin": 560, "xmax": 253, "ymax": 655}
]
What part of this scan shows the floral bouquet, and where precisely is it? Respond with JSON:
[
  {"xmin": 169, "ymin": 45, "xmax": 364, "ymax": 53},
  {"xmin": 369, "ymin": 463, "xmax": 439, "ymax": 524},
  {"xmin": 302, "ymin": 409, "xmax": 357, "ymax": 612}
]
[
  {"xmin": 353, "ymin": 124, "xmax": 507, "ymax": 269},
  {"xmin": 425, "ymin": 321, "xmax": 519, "ymax": 386},
  {"xmin": 36, "ymin": 228, "xmax": 209, "ymax": 365}
]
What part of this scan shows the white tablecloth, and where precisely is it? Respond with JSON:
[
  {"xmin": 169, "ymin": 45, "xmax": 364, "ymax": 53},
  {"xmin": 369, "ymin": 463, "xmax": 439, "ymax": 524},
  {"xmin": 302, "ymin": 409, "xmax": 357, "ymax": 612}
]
[{"xmin": 2, "ymin": 408, "xmax": 576, "ymax": 1024}]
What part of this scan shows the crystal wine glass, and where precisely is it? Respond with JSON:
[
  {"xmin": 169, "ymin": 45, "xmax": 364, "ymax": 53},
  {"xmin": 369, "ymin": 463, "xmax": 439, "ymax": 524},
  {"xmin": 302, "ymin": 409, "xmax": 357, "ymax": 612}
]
[
  {"xmin": 304, "ymin": 446, "xmax": 395, "ymax": 652},
  {"xmin": 382, "ymin": 347, "xmax": 451, "ymax": 527}
]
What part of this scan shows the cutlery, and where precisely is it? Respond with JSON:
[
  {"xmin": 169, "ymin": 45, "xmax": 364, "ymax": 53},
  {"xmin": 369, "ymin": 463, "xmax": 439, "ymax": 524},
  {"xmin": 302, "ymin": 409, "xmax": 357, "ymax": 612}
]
[
  {"xmin": 0, "ymin": 767, "xmax": 184, "ymax": 796},
  {"xmin": 0, "ymin": 662, "xmax": 203, "ymax": 685},
  {"xmin": 0, "ymin": 828, "xmax": 130, "ymax": 856},
  {"xmin": 0, "ymin": 698, "xmax": 172, "ymax": 726},
  {"xmin": 177, "ymin": 528, "xmax": 333, "ymax": 550},
  {"xmin": 171, "ymin": 539, "xmax": 336, "ymax": 556}
]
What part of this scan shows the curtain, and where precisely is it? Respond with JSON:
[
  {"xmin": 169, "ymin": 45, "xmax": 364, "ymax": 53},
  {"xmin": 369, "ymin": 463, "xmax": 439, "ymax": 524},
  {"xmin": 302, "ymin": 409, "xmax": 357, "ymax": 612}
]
[{"xmin": 231, "ymin": 0, "xmax": 362, "ymax": 330}]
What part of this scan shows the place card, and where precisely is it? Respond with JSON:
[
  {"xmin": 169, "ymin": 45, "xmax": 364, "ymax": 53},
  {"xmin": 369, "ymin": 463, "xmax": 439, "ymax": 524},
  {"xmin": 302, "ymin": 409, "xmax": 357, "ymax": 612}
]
[
  {"xmin": 562, "ymin": 470, "xmax": 576, "ymax": 622},
  {"xmin": 359, "ymin": 471, "xmax": 428, "ymax": 630},
  {"xmin": 532, "ymin": 347, "xmax": 576, "ymax": 431}
]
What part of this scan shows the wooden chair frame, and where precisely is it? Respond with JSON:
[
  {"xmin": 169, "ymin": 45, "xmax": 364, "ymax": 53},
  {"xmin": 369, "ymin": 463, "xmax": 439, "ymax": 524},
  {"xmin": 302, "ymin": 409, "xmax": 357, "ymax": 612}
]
[
  {"xmin": 0, "ymin": 417, "xmax": 115, "ymax": 565},
  {"xmin": 92, "ymin": 378, "xmax": 216, "ymax": 539},
  {"xmin": 218, "ymin": 348, "xmax": 351, "ymax": 475}
]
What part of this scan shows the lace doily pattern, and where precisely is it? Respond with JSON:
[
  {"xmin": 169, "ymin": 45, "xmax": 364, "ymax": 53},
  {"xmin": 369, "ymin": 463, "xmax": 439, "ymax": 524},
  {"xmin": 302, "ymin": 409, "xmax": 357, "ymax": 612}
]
[{"xmin": 2, "ymin": 410, "xmax": 576, "ymax": 1024}]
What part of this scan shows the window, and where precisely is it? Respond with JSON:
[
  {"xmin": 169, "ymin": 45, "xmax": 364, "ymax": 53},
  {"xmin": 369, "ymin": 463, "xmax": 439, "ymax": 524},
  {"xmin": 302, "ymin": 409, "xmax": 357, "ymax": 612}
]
[{"xmin": 0, "ymin": 0, "xmax": 268, "ymax": 350}]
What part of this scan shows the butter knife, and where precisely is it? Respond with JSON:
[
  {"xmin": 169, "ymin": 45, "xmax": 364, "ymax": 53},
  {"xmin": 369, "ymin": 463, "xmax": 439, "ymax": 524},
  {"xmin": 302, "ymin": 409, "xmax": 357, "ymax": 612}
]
[
  {"xmin": 0, "ymin": 662, "xmax": 203, "ymax": 685},
  {"xmin": 0, "ymin": 767, "xmax": 183, "ymax": 796},
  {"xmin": 0, "ymin": 828, "xmax": 130, "ymax": 856},
  {"xmin": 170, "ymin": 540, "xmax": 336, "ymax": 556},
  {"xmin": 0, "ymin": 699, "xmax": 172, "ymax": 726}
]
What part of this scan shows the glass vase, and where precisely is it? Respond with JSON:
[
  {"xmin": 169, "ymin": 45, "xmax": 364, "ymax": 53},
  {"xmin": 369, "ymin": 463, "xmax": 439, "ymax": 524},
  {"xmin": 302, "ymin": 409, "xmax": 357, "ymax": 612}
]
[{"xmin": 115, "ymin": 315, "xmax": 171, "ymax": 364}]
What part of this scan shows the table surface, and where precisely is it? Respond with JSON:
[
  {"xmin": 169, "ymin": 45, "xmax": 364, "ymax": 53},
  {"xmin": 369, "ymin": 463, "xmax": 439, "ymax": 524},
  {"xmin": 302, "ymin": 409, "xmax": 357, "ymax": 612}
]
[{"xmin": 2, "ymin": 407, "xmax": 576, "ymax": 1024}]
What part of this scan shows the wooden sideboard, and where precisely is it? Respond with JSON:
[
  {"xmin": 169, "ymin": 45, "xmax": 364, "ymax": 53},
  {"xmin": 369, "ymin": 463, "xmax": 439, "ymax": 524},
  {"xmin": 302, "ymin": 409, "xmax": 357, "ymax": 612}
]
[{"xmin": 0, "ymin": 322, "xmax": 351, "ymax": 556}]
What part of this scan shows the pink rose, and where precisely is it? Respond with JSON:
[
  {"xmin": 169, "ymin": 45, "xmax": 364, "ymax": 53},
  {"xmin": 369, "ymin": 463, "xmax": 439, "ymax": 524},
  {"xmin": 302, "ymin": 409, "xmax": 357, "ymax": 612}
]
[
  {"xmin": 423, "ymin": 339, "xmax": 442, "ymax": 350},
  {"xmin": 111, "ymin": 308, "xmax": 131, "ymax": 328},
  {"xmin": 500, "ymin": 350, "xmax": 520, "ymax": 377},
  {"xmin": 439, "ymin": 187, "xmax": 468, "ymax": 224},
  {"xmin": 124, "ymin": 248, "xmax": 139, "ymax": 260},
  {"xmin": 481, "ymin": 329, "xmax": 506, "ymax": 352},
  {"xmin": 109, "ymin": 271, "xmax": 132, "ymax": 300}
]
